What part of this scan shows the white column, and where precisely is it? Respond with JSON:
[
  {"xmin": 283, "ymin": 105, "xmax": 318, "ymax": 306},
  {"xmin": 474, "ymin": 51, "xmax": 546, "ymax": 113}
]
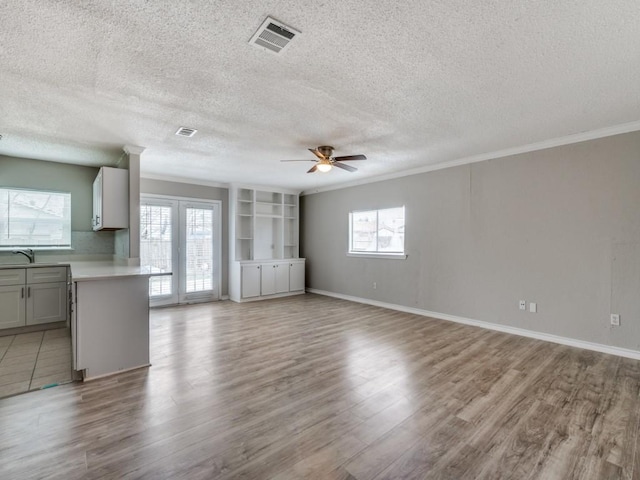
[{"xmin": 115, "ymin": 145, "xmax": 145, "ymax": 265}]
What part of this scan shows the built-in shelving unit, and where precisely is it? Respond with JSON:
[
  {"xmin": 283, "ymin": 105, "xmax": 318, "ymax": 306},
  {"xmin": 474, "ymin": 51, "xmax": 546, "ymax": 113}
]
[{"xmin": 229, "ymin": 185, "xmax": 304, "ymax": 302}]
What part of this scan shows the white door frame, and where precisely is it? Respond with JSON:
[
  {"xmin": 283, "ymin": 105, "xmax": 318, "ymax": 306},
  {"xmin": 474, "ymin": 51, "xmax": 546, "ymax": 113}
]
[{"xmin": 141, "ymin": 194, "xmax": 222, "ymax": 306}]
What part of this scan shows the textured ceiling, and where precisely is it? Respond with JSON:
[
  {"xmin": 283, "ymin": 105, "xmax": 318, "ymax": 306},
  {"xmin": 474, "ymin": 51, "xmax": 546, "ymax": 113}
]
[{"xmin": 1, "ymin": 0, "xmax": 639, "ymax": 192}]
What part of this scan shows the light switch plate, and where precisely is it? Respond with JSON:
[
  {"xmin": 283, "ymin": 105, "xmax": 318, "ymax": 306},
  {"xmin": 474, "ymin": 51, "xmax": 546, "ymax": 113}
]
[
  {"xmin": 529, "ymin": 302, "xmax": 537, "ymax": 313},
  {"xmin": 610, "ymin": 314, "xmax": 620, "ymax": 326}
]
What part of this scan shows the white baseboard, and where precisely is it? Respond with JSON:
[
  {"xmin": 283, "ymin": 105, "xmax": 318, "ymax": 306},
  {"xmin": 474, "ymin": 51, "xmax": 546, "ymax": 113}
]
[{"xmin": 306, "ymin": 288, "xmax": 640, "ymax": 361}]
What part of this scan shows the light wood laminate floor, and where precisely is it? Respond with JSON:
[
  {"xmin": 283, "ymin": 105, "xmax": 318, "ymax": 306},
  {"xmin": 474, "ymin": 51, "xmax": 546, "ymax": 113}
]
[{"xmin": 1, "ymin": 294, "xmax": 639, "ymax": 479}]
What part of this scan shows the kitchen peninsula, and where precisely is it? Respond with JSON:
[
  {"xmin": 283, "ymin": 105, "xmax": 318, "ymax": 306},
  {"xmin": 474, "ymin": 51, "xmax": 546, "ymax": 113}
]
[{"xmin": 70, "ymin": 261, "xmax": 151, "ymax": 380}]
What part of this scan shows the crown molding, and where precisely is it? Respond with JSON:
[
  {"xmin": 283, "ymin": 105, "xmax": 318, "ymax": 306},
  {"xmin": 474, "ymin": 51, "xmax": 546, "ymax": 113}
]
[
  {"xmin": 123, "ymin": 145, "xmax": 146, "ymax": 156},
  {"xmin": 140, "ymin": 173, "xmax": 230, "ymax": 189},
  {"xmin": 301, "ymin": 120, "xmax": 640, "ymax": 196}
]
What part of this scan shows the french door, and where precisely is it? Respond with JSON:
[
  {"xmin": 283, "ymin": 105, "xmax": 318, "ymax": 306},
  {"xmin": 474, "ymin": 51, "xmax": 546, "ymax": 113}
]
[{"xmin": 140, "ymin": 196, "xmax": 221, "ymax": 307}]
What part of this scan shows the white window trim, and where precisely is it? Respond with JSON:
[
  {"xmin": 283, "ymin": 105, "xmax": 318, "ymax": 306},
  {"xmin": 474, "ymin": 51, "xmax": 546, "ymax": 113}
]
[
  {"xmin": 346, "ymin": 252, "xmax": 407, "ymax": 260},
  {"xmin": 348, "ymin": 206, "xmax": 406, "ymax": 257},
  {"xmin": 0, "ymin": 187, "xmax": 72, "ymax": 249},
  {"xmin": 0, "ymin": 246, "xmax": 74, "ymax": 252}
]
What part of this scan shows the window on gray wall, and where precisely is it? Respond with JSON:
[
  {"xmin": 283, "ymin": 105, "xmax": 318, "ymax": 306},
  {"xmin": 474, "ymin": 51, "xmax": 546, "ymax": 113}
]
[
  {"xmin": 349, "ymin": 206, "xmax": 405, "ymax": 254},
  {"xmin": 0, "ymin": 188, "xmax": 71, "ymax": 248}
]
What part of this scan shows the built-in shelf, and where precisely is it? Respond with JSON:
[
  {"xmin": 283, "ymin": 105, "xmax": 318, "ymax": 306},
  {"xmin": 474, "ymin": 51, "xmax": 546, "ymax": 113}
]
[
  {"xmin": 230, "ymin": 185, "xmax": 304, "ymax": 303},
  {"xmin": 230, "ymin": 186, "xmax": 299, "ymax": 262}
]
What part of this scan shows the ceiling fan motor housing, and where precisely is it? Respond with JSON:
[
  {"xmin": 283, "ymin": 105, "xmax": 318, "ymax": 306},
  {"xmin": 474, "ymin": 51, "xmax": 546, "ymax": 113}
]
[{"xmin": 317, "ymin": 146, "xmax": 334, "ymax": 158}]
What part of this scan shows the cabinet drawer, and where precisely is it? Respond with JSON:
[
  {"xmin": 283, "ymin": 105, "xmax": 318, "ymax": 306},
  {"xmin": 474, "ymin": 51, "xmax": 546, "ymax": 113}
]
[
  {"xmin": 0, "ymin": 268, "xmax": 26, "ymax": 286},
  {"xmin": 26, "ymin": 266, "xmax": 68, "ymax": 284}
]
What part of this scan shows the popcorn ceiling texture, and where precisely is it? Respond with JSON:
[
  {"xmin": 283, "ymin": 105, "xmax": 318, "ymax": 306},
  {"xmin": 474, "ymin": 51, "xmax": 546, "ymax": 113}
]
[{"xmin": 0, "ymin": 0, "xmax": 638, "ymax": 190}]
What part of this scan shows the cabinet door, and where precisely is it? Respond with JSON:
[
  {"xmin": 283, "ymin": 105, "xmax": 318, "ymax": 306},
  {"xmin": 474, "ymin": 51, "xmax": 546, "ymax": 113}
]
[
  {"xmin": 0, "ymin": 285, "xmax": 26, "ymax": 329},
  {"xmin": 241, "ymin": 265, "xmax": 261, "ymax": 298},
  {"xmin": 92, "ymin": 169, "xmax": 103, "ymax": 230},
  {"xmin": 289, "ymin": 262, "xmax": 305, "ymax": 292},
  {"xmin": 261, "ymin": 264, "xmax": 276, "ymax": 296},
  {"xmin": 26, "ymin": 281, "xmax": 68, "ymax": 325},
  {"xmin": 93, "ymin": 167, "xmax": 129, "ymax": 231},
  {"xmin": 274, "ymin": 263, "xmax": 289, "ymax": 294}
]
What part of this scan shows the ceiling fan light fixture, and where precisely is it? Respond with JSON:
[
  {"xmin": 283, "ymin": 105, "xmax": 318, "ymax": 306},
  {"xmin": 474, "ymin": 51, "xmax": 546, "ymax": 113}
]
[{"xmin": 317, "ymin": 163, "xmax": 332, "ymax": 173}]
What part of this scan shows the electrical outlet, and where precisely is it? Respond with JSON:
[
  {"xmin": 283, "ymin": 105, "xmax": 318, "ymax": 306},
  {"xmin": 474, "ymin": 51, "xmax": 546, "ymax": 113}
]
[
  {"xmin": 519, "ymin": 300, "xmax": 526, "ymax": 311},
  {"xmin": 529, "ymin": 302, "xmax": 537, "ymax": 313},
  {"xmin": 373, "ymin": 282, "xmax": 377, "ymax": 289},
  {"xmin": 610, "ymin": 314, "xmax": 620, "ymax": 326}
]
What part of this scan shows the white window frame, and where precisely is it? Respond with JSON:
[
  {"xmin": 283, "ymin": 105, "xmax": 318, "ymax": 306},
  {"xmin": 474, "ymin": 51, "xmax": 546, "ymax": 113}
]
[
  {"xmin": 348, "ymin": 206, "xmax": 407, "ymax": 259},
  {"xmin": 0, "ymin": 187, "xmax": 72, "ymax": 251}
]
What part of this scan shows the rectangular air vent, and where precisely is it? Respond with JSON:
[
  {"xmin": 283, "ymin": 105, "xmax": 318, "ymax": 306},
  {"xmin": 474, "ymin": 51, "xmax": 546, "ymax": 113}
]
[
  {"xmin": 175, "ymin": 127, "xmax": 197, "ymax": 137},
  {"xmin": 249, "ymin": 16, "xmax": 300, "ymax": 54}
]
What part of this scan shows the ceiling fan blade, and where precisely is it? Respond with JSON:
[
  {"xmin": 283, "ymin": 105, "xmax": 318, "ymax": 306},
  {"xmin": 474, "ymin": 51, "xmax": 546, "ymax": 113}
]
[
  {"xmin": 307, "ymin": 164, "xmax": 318, "ymax": 173},
  {"xmin": 333, "ymin": 162, "xmax": 357, "ymax": 172},
  {"xmin": 333, "ymin": 154, "xmax": 367, "ymax": 161},
  {"xmin": 280, "ymin": 159, "xmax": 315, "ymax": 162},
  {"xmin": 309, "ymin": 148, "xmax": 325, "ymax": 160}
]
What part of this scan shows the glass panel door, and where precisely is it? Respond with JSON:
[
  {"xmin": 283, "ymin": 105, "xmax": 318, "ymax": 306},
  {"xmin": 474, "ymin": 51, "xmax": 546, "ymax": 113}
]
[
  {"xmin": 141, "ymin": 196, "xmax": 220, "ymax": 306},
  {"xmin": 140, "ymin": 200, "xmax": 179, "ymax": 306},
  {"xmin": 180, "ymin": 202, "xmax": 219, "ymax": 303}
]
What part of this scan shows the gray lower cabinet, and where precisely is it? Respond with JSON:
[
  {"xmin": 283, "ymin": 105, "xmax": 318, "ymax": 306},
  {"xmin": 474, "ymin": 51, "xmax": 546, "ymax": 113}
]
[
  {"xmin": 0, "ymin": 284, "xmax": 26, "ymax": 329},
  {"xmin": 0, "ymin": 266, "xmax": 69, "ymax": 330},
  {"xmin": 26, "ymin": 281, "xmax": 68, "ymax": 325}
]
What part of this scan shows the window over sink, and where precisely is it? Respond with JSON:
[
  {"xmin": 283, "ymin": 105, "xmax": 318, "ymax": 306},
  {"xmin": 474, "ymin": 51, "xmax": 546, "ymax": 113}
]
[{"xmin": 0, "ymin": 187, "xmax": 71, "ymax": 249}]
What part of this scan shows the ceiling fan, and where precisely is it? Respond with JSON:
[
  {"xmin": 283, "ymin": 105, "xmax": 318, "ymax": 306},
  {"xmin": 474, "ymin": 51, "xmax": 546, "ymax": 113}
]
[{"xmin": 281, "ymin": 146, "xmax": 367, "ymax": 173}]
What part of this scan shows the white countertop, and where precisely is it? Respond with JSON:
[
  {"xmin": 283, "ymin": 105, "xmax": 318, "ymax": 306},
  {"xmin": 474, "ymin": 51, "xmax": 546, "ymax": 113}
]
[{"xmin": 68, "ymin": 261, "xmax": 155, "ymax": 282}]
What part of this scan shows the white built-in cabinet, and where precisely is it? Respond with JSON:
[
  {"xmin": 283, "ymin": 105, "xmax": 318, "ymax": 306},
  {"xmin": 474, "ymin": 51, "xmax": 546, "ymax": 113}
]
[
  {"xmin": 0, "ymin": 266, "xmax": 69, "ymax": 329},
  {"xmin": 92, "ymin": 166, "xmax": 129, "ymax": 231},
  {"xmin": 230, "ymin": 186, "xmax": 305, "ymax": 302}
]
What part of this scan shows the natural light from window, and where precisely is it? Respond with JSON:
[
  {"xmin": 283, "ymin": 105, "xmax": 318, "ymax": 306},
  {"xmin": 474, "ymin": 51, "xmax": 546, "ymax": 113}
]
[
  {"xmin": 0, "ymin": 188, "xmax": 71, "ymax": 248},
  {"xmin": 349, "ymin": 206, "xmax": 405, "ymax": 255}
]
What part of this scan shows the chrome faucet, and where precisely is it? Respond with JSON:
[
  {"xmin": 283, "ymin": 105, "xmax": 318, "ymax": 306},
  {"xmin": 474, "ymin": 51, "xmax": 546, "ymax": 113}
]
[{"xmin": 12, "ymin": 248, "xmax": 35, "ymax": 263}]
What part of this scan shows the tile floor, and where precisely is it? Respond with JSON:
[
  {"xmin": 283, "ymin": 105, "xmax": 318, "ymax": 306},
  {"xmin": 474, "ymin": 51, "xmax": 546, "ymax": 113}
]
[{"xmin": 0, "ymin": 328, "xmax": 72, "ymax": 398}]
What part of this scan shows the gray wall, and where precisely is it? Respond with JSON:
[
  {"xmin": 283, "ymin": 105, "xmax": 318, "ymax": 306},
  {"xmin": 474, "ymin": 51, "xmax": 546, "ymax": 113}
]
[
  {"xmin": 140, "ymin": 178, "xmax": 229, "ymax": 297},
  {"xmin": 301, "ymin": 131, "xmax": 640, "ymax": 351},
  {"xmin": 0, "ymin": 155, "xmax": 115, "ymax": 258}
]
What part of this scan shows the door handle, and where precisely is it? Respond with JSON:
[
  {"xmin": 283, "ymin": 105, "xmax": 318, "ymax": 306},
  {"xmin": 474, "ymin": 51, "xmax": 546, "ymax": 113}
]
[
  {"xmin": 21, "ymin": 287, "xmax": 24, "ymax": 298},
  {"xmin": 27, "ymin": 287, "xmax": 31, "ymax": 297}
]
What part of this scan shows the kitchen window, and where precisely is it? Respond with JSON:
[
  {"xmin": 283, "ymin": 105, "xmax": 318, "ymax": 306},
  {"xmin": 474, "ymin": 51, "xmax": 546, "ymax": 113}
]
[
  {"xmin": 348, "ymin": 206, "xmax": 406, "ymax": 258},
  {"xmin": 0, "ymin": 187, "xmax": 71, "ymax": 249}
]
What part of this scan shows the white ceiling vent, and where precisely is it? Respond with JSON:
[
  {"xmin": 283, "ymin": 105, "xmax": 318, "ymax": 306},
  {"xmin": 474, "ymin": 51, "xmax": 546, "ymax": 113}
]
[
  {"xmin": 249, "ymin": 16, "xmax": 300, "ymax": 54},
  {"xmin": 175, "ymin": 127, "xmax": 197, "ymax": 137}
]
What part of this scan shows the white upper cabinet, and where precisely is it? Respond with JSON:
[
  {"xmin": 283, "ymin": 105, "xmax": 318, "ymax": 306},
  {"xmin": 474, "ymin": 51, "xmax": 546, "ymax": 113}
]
[{"xmin": 92, "ymin": 167, "xmax": 129, "ymax": 231}]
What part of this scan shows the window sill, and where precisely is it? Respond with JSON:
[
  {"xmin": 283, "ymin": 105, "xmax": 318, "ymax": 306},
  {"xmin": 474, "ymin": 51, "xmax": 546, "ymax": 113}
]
[
  {"xmin": 0, "ymin": 247, "xmax": 74, "ymax": 252},
  {"xmin": 347, "ymin": 252, "xmax": 407, "ymax": 260}
]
